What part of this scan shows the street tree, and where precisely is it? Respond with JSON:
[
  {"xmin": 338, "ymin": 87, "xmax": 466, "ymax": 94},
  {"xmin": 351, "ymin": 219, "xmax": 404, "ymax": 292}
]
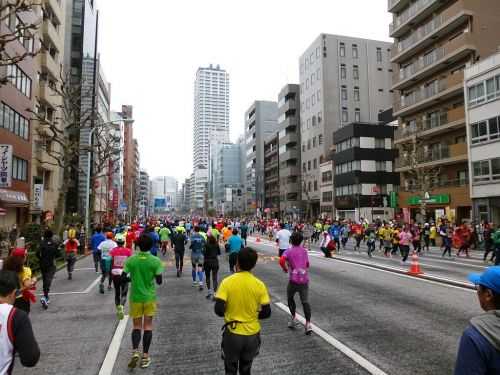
[
  {"xmin": 399, "ymin": 135, "xmax": 441, "ymax": 223},
  {"xmin": 0, "ymin": 0, "xmax": 42, "ymax": 85}
]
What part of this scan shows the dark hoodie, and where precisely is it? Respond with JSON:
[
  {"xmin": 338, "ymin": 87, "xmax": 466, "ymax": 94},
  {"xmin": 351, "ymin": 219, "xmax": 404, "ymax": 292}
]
[{"xmin": 455, "ymin": 310, "xmax": 500, "ymax": 375}]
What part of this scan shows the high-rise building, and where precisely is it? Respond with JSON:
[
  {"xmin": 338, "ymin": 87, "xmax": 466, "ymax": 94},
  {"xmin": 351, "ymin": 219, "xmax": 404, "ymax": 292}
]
[
  {"xmin": 390, "ymin": 0, "xmax": 500, "ymax": 224},
  {"xmin": 63, "ymin": 0, "xmax": 99, "ymax": 214},
  {"xmin": 30, "ymin": 0, "xmax": 66, "ymax": 223},
  {"xmin": 122, "ymin": 105, "xmax": 137, "ymax": 219},
  {"xmin": 193, "ymin": 64, "xmax": 230, "ymax": 169},
  {"xmin": 138, "ymin": 170, "xmax": 150, "ymax": 218},
  {"xmin": 209, "ymin": 143, "xmax": 244, "ymax": 216},
  {"xmin": 244, "ymin": 101, "xmax": 279, "ymax": 214},
  {"xmin": 192, "ymin": 64, "xmax": 230, "ymax": 210},
  {"xmin": 277, "ymin": 84, "xmax": 302, "ymax": 219},
  {"xmin": 0, "ymin": 7, "xmax": 38, "ymax": 228},
  {"xmin": 464, "ymin": 52, "xmax": 500, "ymax": 224},
  {"xmin": 263, "ymin": 134, "xmax": 279, "ymax": 217},
  {"xmin": 299, "ymin": 34, "xmax": 393, "ymax": 217}
]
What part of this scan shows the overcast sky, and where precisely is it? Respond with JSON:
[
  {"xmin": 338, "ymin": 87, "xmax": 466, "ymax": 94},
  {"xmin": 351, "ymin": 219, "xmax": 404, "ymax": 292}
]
[{"xmin": 97, "ymin": 0, "xmax": 392, "ymax": 183}]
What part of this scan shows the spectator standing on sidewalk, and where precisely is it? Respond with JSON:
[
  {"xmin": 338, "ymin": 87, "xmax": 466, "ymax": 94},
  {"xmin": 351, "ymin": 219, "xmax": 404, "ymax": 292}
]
[
  {"xmin": 455, "ymin": 266, "xmax": 500, "ymax": 374},
  {"xmin": 36, "ymin": 230, "xmax": 59, "ymax": 309},
  {"xmin": 0, "ymin": 270, "xmax": 40, "ymax": 374},
  {"xmin": 215, "ymin": 247, "xmax": 271, "ymax": 375}
]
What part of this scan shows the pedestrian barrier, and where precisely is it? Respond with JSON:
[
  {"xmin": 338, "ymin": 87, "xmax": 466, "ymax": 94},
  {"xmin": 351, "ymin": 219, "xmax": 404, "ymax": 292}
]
[{"xmin": 407, "ymin": 251, "xmax": 423, "ymax": 276}]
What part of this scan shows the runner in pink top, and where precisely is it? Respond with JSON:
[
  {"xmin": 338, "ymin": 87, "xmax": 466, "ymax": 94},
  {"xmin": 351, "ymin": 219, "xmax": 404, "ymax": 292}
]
[
  {"xmin": 109, "ymin": 234, "xmax": 132, "ymax": 320},
  {"xmin": 398, "ymin": 225, "xmax": 413, "ymax": 263},
  {"xmin": 279, "ymin": 231, "xmax": 312, "ymax": 335}
]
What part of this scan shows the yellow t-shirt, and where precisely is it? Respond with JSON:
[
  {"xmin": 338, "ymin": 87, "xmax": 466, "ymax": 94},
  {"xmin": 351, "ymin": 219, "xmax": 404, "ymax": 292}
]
[
  {"xmin": 17, "ymin": 266, "xmax": 32, "ymax": 299},
  {"xmin": 216, "ymin": 271, "xmax": 271, "ymax": 336}
]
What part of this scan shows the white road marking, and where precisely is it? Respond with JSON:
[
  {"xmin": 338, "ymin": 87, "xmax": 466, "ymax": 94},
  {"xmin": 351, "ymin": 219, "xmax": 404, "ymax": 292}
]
[
  {"xmin": 98, "ymin": 315, "xmax": 129, "ymax": 375},
  {"xmin": 73, "ymin": 267, "xmax": 97, "ymax": 271},
  {"xmin": 275, "ymin": 302, "xmax": 388, "ymax": 375},
  {"xmin": 36, "ymin": 276, "xmax": 101, "ymax": 296}
]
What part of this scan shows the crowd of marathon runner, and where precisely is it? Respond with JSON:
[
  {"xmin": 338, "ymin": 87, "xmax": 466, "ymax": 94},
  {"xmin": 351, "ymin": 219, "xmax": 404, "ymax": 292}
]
[{"xmin": 0, "ymin": 215, "xmax": 499, "ymax": 374}]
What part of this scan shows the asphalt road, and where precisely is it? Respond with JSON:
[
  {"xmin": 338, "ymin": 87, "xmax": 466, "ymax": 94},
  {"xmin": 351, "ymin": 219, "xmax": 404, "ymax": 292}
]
[{"xmin": 14, "ymin": 241, "xmax": 482, "ymax": 375}]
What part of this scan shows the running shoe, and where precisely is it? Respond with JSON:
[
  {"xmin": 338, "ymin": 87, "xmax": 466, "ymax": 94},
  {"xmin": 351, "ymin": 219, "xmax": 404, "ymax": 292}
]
[
  {"xmin": 192, "ymin": 281, "xmax": 198, "ymax": 287},
  {"xmin": 128, "ymin": 352, "xmax": 140, "ymax": 369},
  {"xmin": 176, "ymin": 270, "xmax": 180, "ymax": 278},
  {"xmin": 288, "ymin": 318, "xmax": 299, "ymax": 329},
  {"xmin": 199, "ymin": 282, "xmax": 204, "ymax": 291},
  {"xmin": 40, "ymin": 296, "xmax": 48, "ymax": 310},
  {"xmin": 68, "ymin": 273, "xmax": 72, "ymax": 280},
  {"xmin": 116, "ymin": 305, "xmax": 124, "ymax": 320},
  {"xmin": 99, "ymin": 283, "xmax": 105, "ymax": 294},
  {"xmin": 305, "ymin": 322, "xmax": 313, "ymax": 335},
  {"xmin": 140, "ymin": 356, "xmax": 151, "ymax": 368}
]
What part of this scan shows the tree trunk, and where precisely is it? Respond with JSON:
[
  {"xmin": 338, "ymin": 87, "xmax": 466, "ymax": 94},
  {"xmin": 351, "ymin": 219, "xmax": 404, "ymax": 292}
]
[{"xmin": 54, "ymin": 171, "xmax": 70, "ymax": 235}]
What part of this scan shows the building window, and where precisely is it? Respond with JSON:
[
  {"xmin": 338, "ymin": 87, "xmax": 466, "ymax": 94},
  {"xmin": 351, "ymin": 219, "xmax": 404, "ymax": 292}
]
[
  {"xmin": 341, "ymin": 86, "xmax": 348, "ymax": 101},
  {"xmin": 12, "ymin": 157, "xmax": 28, "ymax": 181},
  {"xmin": 303, "ymin": 162, "xmax": 306, "ymax": 172},
  {"xmin": 302, "ymin": 143, "xmax": 306, "ymax": 152},
  {"xmin": 322, "ymin": 171, "xmax": 333, "ymax": 182},
  {"xmin": 308, "ymin": 181, "xmax": 312, "ymax": 191},
  {"xmin": 307, "ymin": 139, "xmax": 311, "ymax": 150},
  {"xmin": 352, "ymin": 44, "xmax": 358, "ymax": 59},
  {"xmin": 473, "ymin": 158, "xmax": 500, "ymax": 183},
  {"xmin": 312, "ymin": 137, "xmax": 316, "ymax": 148},
  {"xmin": 318, "ymin": 134, "xmax": 323, "ymax": 145},
  {"xmin": 316, "ymin": 68, "xmax": 321, "ymax": 81},
  {"xmin": 342, "ymin": 108, "xmax": 348, "ymax": 123},
  {"xmin": 322, "ymin": 191, "xmax": 333, "ymax": 202},
  {"xmin": 313, "ymin": 158, "xmax": 317, "ymax": 169},
  {"xmin": 318, "ymin": 112, "xmax": 322, "ymax": 124},
  {"xmin": 339, "ymin": 42, "xmax": 345, "ymax": 57},
  {"xmin": 306, "ymin": 78, "xmax": 309, "ymax": 90},
  {"xmin": 308, "ymin": 161, "xmax": 311, "ymax": 171},
  {"xmin": 354, "ymin": 109, "xmax": 361, "ymax": 122},
  {"xmin": 471, "ymin": 116, "xmax": 500, "ymax": 144},
  {"xmin": 314, "ymin": 180, "xmax": 318, "ymax": 191},
  {"xmin": 376, "ymin": 47, "xmax": 382, "ymax": 62},
  {"xmin": 375, "ymin": 138, "xmax": 385, "ymax": 148},
  {"xmin": 0, "ymin": 102, "xmax": 30, "ymax": 140},
  {"xmin": 340, "ymin": 64, "xmax": 346, "ymax": 79},
  {"xmin": 6, "ymin": 64, "xmax": 32, "ymax": 98},
  {"xmin": 353, "ymin": 65, "xmax": 359, "ymax": 80},
  {"xmin": 354, "ymin": 87, "xmax": 360, "ymax": 102},
  {"xmin": 376, "ymin": 161, "xmax": 386, "ymax": 171},
  {"xmin": 317, "ymin": 90, "xmax": 321, "ymax": 103}
]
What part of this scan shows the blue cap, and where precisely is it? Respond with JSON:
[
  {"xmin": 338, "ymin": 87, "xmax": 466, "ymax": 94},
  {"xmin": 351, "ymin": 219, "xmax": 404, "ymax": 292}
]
[{"xmin": 468, "ymin": 266, "xmax": 500, "ymax": 294}]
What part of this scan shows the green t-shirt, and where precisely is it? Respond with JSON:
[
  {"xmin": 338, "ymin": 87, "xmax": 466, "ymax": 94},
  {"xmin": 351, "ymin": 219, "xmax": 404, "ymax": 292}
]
[
  {"xmin": 124, "ymin": 252, "xmax": 164, "ymax": 303},
  {"xmin": 159, "ymin": 227, "xmax": 171, "ymax": 241},
  {"xmin": 210, "ymin": 228, "xmax": 220, "ymax": 240}
]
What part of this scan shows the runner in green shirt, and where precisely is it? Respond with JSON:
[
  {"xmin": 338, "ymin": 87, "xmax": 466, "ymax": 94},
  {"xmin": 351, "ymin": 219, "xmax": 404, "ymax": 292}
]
[
  {"xmin": 158, "ymin": 225, "xmax": 171, "ymax": 256},
  {"xmin": 122, "ymin": 234, "xmax": 164, "ymax": 369}
]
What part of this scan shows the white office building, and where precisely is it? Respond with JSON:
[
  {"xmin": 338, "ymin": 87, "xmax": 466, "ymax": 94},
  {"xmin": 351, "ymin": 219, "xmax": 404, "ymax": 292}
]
[{"xmin": 465, "ymin": 52, "xmax": 500, "ymax": 224}]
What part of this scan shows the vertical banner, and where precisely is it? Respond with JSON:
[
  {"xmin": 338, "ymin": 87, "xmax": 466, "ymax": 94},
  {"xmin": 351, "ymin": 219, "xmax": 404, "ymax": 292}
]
[
  {"xmin": 0, "ymin": 145, "xmax": 13, "ymax": 188},
  {"xmin": 33, "ymin": 184, "xmax": 44, "ymax": 210}
]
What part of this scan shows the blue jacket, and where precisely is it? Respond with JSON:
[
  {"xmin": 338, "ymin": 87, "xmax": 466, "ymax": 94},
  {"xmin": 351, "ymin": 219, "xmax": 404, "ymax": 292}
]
[
  {"xmin": 329, "ymin": 225, "xmax": 340, "ymax": 240},
  {"xmin": 190, "ymin": 233, "xmax": 205, "ymax": 254},
  {"xmin": 455, "ymin": 324, "xmax": 500, "ymax": 375}
]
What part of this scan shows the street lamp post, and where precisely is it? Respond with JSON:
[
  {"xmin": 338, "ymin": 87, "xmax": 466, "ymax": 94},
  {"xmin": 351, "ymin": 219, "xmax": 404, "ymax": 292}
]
[{"xmin": 84, "ymin": 118, "xmax": 134, "ymax": 238}]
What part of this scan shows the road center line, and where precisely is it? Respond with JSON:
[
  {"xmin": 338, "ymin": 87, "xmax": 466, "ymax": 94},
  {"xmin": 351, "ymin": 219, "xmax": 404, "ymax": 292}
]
[
  {"xmin": 274, "ymin": 302, "xmax": 388, "ymax": 375},
  {"xmin": 98, "ymin": 315, "xmax": 129, "ymax": 375}
]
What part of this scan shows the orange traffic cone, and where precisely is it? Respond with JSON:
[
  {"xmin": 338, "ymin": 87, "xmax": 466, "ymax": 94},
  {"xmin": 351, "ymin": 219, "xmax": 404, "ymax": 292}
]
[
  {"xmin": 256, "ymin": 235, "xmax": 261, "ymax": 243},
  {"xmin": 407, "ymin": 251, "xmax": 423, "ymax": 276}
]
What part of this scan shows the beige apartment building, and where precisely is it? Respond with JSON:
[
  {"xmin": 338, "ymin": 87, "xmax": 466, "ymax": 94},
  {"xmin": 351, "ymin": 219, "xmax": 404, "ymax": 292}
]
[
  {"xmin": 31, "ymin": 0, "xmax": 66, "ymax": 222},
  {"xmin": 390, "ymin": 0, "xmax": 500, "ymax": 224}
]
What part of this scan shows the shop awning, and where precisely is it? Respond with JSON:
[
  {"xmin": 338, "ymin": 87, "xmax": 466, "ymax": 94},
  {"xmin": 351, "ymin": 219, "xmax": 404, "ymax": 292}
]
[{"xmin": 0, "ymin": 189, "xmax": 29, "ymax": 207}]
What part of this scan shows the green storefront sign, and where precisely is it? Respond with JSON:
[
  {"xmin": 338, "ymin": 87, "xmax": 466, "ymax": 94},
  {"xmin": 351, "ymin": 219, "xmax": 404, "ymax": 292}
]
[
  {"xmin": 390, "ymin": 191, "xmax": 398, "ymax": 208},
  {"xmin": 407, "ymin": 194, "xmax": 450, "ymax": 205}
]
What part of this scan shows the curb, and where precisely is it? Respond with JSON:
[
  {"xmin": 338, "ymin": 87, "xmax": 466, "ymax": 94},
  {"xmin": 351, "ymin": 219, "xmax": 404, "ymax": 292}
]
[{"xmin": 329, "ymin": 255, "xmax": 475, "ymax": 290}]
